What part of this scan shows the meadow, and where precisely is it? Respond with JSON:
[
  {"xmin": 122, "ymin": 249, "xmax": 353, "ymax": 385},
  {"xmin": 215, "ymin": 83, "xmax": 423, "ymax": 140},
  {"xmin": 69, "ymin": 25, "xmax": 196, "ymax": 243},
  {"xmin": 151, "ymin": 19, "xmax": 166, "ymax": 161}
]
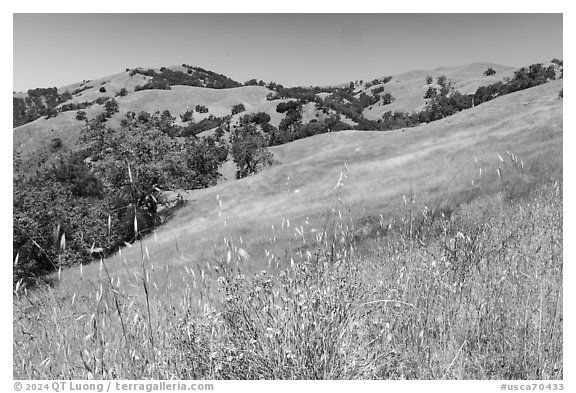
[
  {"xmin": 13, "ymin": 167, "xmax": 563, "ymax": 379},
  {"xmin": 13, "ymin": 75, "xmax": 563, "ymax": 380}
]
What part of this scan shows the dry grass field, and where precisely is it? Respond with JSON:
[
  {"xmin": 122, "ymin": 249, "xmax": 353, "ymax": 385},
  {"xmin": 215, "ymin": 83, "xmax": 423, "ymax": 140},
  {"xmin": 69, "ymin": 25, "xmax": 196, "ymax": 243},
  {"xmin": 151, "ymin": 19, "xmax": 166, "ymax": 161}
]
[{"xmin": 13, "ymin": 70, "xmax": 562, "ymax": 379}]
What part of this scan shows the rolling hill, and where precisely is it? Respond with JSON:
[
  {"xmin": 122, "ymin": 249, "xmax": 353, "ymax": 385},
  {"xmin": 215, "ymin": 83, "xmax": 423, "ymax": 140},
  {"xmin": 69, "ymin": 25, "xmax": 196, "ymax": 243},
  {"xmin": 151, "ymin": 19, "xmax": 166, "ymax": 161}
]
[
  {"xmin": 13, "ymin": 62, "xmax": 525, "ymax": 162},
  {"xmin": 57, "ymin": 77, "xmax": 563, "ymax": 286},
  {"xmin": 13, "ymin": 61, "xmax": 564, "ymax": 380}
]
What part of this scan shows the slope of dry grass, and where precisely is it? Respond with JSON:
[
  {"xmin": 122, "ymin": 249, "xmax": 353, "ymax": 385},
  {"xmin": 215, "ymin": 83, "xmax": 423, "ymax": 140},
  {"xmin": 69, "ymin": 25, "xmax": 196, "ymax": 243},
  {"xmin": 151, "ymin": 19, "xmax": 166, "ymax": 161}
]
[
  {"xmin": 72, "ymin": 79, "xmax": 561, "ymax": 283},
  {"xmin": 13, "ymin": 164, "xmax": 563, "ymax": 379},
  {"xmin": 12, "ymin": 68, "xmax": 563, "ymax": 380},
  {"xmin": 361, "ymin": 62, "xmax": 516, "ymax": 118}
]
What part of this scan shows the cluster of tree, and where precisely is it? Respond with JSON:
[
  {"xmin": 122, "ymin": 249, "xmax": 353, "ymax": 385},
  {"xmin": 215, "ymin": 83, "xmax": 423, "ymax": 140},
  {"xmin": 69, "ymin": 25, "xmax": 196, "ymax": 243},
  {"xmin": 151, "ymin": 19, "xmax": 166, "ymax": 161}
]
[
  {"xmin": 14, "ymin": 111, "xmax": 231, "ymax": 282},
  {"xmin": 230, "ymin": 121, "xmax": 277, "ymax": 179},
  {"xmin": 13, "ymin": 88, "xmax": 74, "ymax": 127},
  {"xmin": 248, "ymin": 112, "xmax": 271, "ymax": 126},
  {"xmin": 354, "ymin": 111, "xmax": 420, "ymax": 131},
  {"xmin": 276, "ymin": 100, "xmax": 302, "ymax": 116},
  {"xmin": 195, "ymin": 104, "xmax": 209, "ymax": 113},
  {"xmin": 60, "ymin": 101, "xmax": 94, "ymax": 113},
  {"xmin": 244, "ymin": 78, "xmax": 266, "ymax": 86},
  {"xmin": 61, "ymin": 95, "xmax": 117, "ymax": 117},
  {"xmin": 231, "ymin": 103, "xmax": 246, "ymax": 115},
  {"xmin": 135, "ymin": 78, "xmax": 171, "ymax": 91},
  {"xmin": 320, "ymin": 90, "xmax": 364, "ymax": 123},
  {"xmin": 179, "ymin": 115, "xmax": 230, "ymax": 137},
  {"xmin": 180, "ymin": 109, "xmax": 194, "ymax": 123},
  {"xmin": 131, "ymin": 66, "xmax": 242, "ymax": 90},
  {"xmin": 265, "ymin": 112, "xmax": 349, "ymax": 146},
  {"xmin": 116, "ymin": 87, "xmax": 128, "ymax": 97},
  {"xmin": 129, "ymin": 68, "xmax": 156, "ymax": 77},
  {"xmin": 473, "ymin": 63, "xmax": 559, "ymax": 106},
  {"xmin": 364, "ymin": 76, "xmax": 392, "ymax": 89},
  {"xmin": 70, "ymin": 84, "xmax": 91, "ymax": 96},
  {"xmin": 327, "ymin": 61, "xmax": 561, "ymax": 132},
  {"xmin": 416, "ymin": 62, "xmax": 561, "ymax": 123}
]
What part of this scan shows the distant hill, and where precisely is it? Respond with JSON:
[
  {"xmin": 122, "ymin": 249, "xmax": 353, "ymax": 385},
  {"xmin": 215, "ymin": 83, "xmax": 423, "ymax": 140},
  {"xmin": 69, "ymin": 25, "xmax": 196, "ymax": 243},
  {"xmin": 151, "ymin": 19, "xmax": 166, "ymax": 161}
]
[
  {"xmin": 358, "ymin": 62, "xmax": 517, "ymax": 117},
  {"xmin": 14, "ymin": 61, "xmax": 554, "ymax": 162}
]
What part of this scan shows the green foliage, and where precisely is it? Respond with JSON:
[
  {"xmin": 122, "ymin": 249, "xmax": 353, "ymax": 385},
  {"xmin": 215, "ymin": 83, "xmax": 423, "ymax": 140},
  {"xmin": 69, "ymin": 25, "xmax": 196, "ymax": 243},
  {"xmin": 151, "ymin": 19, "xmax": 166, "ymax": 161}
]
[
  {"xmin": 99, "ymin": 86, "xmax": 107, "ymax": 93},
  {"xmin": 51, "ymin": 138, "xmax": 63, "ymax": 150},
  {"xmin": 380, "ymin": 93, "xmax": 394, "ymax": 105},
  {"xmin": 231, "ymin": 103, "xmax": 246, "ymax": 115},
  {"xmin": 61, "ymin": 101, "xmax": 93, "ymax": 113},
  {"xmin": 180, "ymin": 109, "xmax": 194, "ymax": 123},
  {"xmin": 474, "ymin": 63, "xmax": 558, "ymax": 106},
  {"xmin": 14, "ymin": 110, "xmax": 229, "ymax": 281},
  {"xmin": 13, "ymin": 87, "xmax": 73, "ymax": 127},
  {"xmin": 104, "ymin": 98, "xmax": 119, "ymax": 118},
  {"xmin": 551, "ymin": 58, "xmax": 563, "ymax": 66},
  {"xmin": 249, "ymin": 112, "xmax": 271, "ymax": 126},
  {"xmin": 116, "ymin": 88, "xmax": 128, "ymax": 97},
  {"xmin": 95, "ymin": 96, "xmax": 109, "ymax": 105},
  {"xmin": 420, "ymin": 80, "xmax": 473, "ymax": 122},
  {"xmin": 135, "ymin": 79, "xmax": 171, "ymax": 91},
  {"xmin": 179, "ymin": 115, "xmax": 229, "ymax": 137},
  {"xmin": 83, "ymin": 113, "xmax": 226, "ymax": 239},
  {"xmin": 132, "ymin": 66, "xmax": 241, "ymax": 89},
  {"xmin": 13, "ymin": 151, "xmax": 112, "ymax": 281},
  {"xmin": 231, "ymin": 123, "xmax": 277, "ymax": 179},
  {"xmin": 195, "ymin": 104, "xmax": 209, "ymax": 113},
  {"xmin": 182, "ymin": 137, "xmax": 228, "ymax": 188},
  {"xmin": 371, "ymin": 86, "xmax": 385, "ymax": 96},
  {"xmin": 71, "ymin": 85, "xmax": 91, "ymax": 96},
  {"xmin": 358, "ymin": 92, "xmax": 379, "ymax": 108},
  {"xmin": 424, "ymin": 86, "xmax": 438, "ymax": 99},
  {"xmin": 484, "ymin": 67, "xmax": 497, "ymax": 76},
  {"xmin": 276, "ymin": 101, "xmax": 301, "ymax": 115},
  {"xmin": 426, "ymin": 75, "xmax": 433, "ymax": 84}
]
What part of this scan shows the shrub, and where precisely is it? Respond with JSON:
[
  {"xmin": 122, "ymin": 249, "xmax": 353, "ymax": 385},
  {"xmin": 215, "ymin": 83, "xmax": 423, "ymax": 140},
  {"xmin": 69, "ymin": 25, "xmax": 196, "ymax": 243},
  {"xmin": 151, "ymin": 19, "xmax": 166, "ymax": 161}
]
[
  {"xmin": 231, "ymin": 103, "xmax": 246, "ymax": 115},
  {"xmin": 484, "ymin": 68, "xmax": 497, "ymax": 76},
  {"xmin": 230, "ymin": 123, "xmax": 277, "ymax": 178},
  {"xmin": 250, "ymin": 112, "xmax": 271, "ymax": 125},
  {"xmin": 99, "ymin": 86, "xmax": 106, "ymax": 93},
  {"xmin": 437, "ymin": 75, "xmax": 447, "ymax": 87},
  {"xmin": 76, "ymin": 110, "xmax": 87, "ymax": 121},
  {"xmin": 380, "ymin": 93, "xmax": 394, "ymax": 105},
  {"xmin": 51, "ymin": 138, "xmax": 63, "ymax": 150},
  {"xmin": 551, "ymin": 58, "xmax": 563, "ymax": 66},
  {"xmin": 104, "ymin": 99, "xmax": 119, "ymax": 118},
  {"xmin": 424, "ymin": 87, "xmax": 437, "ymax": 99},
  {"xmin": 180, "ymin": 109, "xmax": 194, "ymax": 123},
  {"xmin": 195, "ymin": 105, "xmax": 209, "ymax": 113}
]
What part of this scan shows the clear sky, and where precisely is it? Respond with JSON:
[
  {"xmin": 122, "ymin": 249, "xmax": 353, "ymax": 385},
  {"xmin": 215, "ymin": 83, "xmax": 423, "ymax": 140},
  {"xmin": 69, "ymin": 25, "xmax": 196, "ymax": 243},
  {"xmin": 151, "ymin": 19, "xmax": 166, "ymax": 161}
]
[{"xmin": 13, "ymin": 13, "xmax": 563, "ymax": 92}]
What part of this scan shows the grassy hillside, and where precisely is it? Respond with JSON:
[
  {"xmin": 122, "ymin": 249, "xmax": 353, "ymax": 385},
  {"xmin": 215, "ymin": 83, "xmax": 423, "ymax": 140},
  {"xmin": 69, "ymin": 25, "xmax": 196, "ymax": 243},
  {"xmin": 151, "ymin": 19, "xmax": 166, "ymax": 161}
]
[
  {"xmin": 76, "ymin": 79, "xmax": 560, "ymax": 277},
  {"xmin": 13, "ymin": 62, "xmax": 524, "ymax": 162},
  {"xmin": 12, "ymin": 64, "xmax": 563, "ymax": 380},
  {"xmin": 13, "ymin": 82, "xmax": 563, "ymax": 378},
  {"xmin": 360, "ymin": 62, "xmax": 516, "ymax": 118}
]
